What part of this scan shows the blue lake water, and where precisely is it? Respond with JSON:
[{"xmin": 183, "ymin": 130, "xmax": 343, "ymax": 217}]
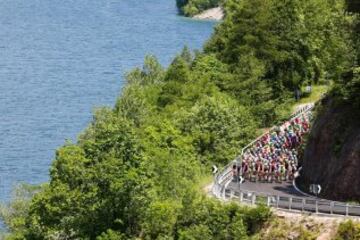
[{"xmin": 0, "ymin": 0, "xmax": 215, "ymax": 201}]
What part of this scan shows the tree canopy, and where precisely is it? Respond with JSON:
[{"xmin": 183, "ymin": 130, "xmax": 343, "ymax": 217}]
[{"xmin": 1, "ymin": 0, "xmax": 359, "ymax": 239}]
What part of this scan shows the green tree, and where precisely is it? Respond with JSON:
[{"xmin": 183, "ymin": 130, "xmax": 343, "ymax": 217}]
[
  {"xmin": 180, "ymin": 96, "xmax": 257, "ymax": 165},
  {"xmin": 4, "ymin": 0, "xmax": 358, "ymax": 239},
  {"xmin": 178, "ymin": 225, "xmax": 212, "ymax": 240},
  {"xmin": 164, "ymin": 56, "xmax": 190, "ymax": 83},
  {"xmin": 142, "ymin": 200, "xmax": 181, "ymax": 239},
  {"xmin": 0, "ymin": 184, "xmax": 42, "ymax": 240},
  {"xmin": 24, "ymin": 112, "xmax": 150, "ymax": 239},
  {"xmin": 206, "ymin": 0, "xmax": 354, "ymax": 97},
  {"xmin": 335, "ymin": 220, "xmax": 360, "ymax": 240},
  {"xmin": 97, "ymin": 230, "xmax": 126, "ymax": 240}
]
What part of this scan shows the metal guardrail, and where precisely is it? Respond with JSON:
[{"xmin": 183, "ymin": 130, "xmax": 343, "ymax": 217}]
[
  {"xmin": 212, "ymin": 103, "xmax": 360, "ymax": 216},
  {"xmin": 213, "ymin": 103, "xmax": 314, "ymax": 198},
  {"xmin": 224, "ymin": 188, "xmax": 360, "ymax": 217}
]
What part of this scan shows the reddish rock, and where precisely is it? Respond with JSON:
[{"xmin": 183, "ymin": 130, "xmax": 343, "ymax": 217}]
[{"xmin": 298, "ymin": 98, "xmax": 360, "ymax": 201}]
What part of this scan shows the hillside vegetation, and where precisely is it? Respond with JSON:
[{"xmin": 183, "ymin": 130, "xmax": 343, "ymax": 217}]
[
  {"xmin": 1, "ymin": 0, "xmax": 359, "ymax": 239},
  {"xmin": 298, "ymin": 0, "xmax": 360, "ymax": 202}
]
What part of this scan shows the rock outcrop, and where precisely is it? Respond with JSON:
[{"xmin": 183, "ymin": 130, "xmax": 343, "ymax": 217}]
[
  {"xmin": 193, "ymin": 7, "xmax": 224, "ymax": 21},
  {"xmin": 298, "ymin": 98, "xmax": 360, "ymax": 201}
]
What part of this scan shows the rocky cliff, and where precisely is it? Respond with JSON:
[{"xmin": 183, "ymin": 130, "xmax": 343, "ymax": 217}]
[{"xmin": 298, "ymin": 98, "xmax": 360, "ymax": 201}]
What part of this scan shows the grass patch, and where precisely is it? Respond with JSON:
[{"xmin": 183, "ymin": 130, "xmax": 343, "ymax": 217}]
[
  {"xmin": 197, "ymin": 173, "xmax": 214, "ymax": 191},
  {"xmin": 293, "ymin": 85, "xmax": 330, "ymax": 111}
]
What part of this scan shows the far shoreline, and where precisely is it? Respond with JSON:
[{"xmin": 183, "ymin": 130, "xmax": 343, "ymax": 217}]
[{"xmin": 192, "ymin": 7, "xmax": 224, "ymax": 21}]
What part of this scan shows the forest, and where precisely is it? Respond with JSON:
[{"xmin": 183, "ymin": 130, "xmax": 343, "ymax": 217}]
[{"xmin": 1, "ymin": 0, "xmax": 359, "ymax": 239}]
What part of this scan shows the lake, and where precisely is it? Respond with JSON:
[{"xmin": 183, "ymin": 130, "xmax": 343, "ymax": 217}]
[{"xmin": 0, "ymin": 0, "xmax": 215, "ymax": 201}]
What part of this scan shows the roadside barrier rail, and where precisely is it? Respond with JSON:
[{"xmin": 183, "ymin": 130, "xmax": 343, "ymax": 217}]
[
  {"xmin": 224, "ymin": 188, "xmax": 360, "ymax": 217},
  {"xmin": 212, "ymin": 103, "xmax": 314, "ymax": 199},
  {"xmin": 210, "ymin": 103, "xmax": 360, "ymax": 216}
]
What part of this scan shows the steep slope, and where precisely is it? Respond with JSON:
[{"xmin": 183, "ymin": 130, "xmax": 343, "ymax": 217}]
[
  {"xmin": 299, "ymin": 98, "xmax": 360, "ymax": 201},
  {"xmin": 1, "ymin": 0, "xmax": 358, "ymax": 238}
]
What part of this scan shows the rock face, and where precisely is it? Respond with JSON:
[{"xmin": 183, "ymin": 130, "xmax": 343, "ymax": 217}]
[
  {"xmin": 193, "ymin": 7, "xmax": 224, "ymax": 21},
  {"xmin": 298, "ymin": 98, "xmax": 360, "ymax": 201},
  {"xmin": 347, "ymin": 0, "xmax": 360, "ymax": 13}
]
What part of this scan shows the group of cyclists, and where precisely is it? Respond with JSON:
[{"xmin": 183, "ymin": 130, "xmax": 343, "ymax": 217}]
[{"xmin": 232, "ymin": 111, "xmax": 313, "ymax": 183}]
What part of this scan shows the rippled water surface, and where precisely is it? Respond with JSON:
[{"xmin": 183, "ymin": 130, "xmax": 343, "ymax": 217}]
[{"xmin": 0, "ymin": 0, "xmax": 215, "ymax": 201}]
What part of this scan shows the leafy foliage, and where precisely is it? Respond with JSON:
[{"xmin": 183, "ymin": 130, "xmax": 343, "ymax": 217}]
[
  {"xmin": 2, "ymin": 0, "xmax": 359, "ymax": 239},
  {"xmin": 180, "ymin": 96, "xmax": 257, "ymax": 165},
  {"xmin": 205, "ymin": 0, "xmax": 354, "ymax": 92},
  {"xmin": 335, "ymin": 220, "xmax": 360, "ymax": 240}
]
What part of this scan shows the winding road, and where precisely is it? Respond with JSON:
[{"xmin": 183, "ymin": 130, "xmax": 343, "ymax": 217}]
[
  {"xmin": 228, "ymin": 180, "xmax": 304, "ymax": 198},
  {"xmin": 213, "ymin": 103, "xmax": 360, "ymax": 217},
  {"xmin": 224, "ymin": 179, "xmax": 360, "ymax": 217}
]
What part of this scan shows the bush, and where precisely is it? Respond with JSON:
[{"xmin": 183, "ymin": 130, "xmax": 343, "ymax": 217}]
[{"xmin": 335, "ymin": 220, "xmax": 360, "ymax": 240}]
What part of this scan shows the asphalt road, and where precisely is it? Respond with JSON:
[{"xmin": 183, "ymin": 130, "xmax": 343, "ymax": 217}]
[
  {"xmin": 226, "ymin": 179, "xmax": 360, "ymax": 217},
  {"xmin": 228, "ymin": 179, "xmax": 306, "ymax": 198}
]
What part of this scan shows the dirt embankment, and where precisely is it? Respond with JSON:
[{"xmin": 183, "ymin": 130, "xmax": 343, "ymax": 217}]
[
  {"xmin": 298, "ymin": 98, "xmax": 360, "ymax": 201},
  {"xmin": 260, "ymin": 210, "xmax": 345, "ymax": 240}
]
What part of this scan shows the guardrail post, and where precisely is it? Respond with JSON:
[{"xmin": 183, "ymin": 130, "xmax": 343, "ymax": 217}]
[
  {"xmin": 330, "ymin": 202, "xmax": 334, "ymax": 215},
  {"xmin": 315, "ymin": 200, "xmax": 318, "ymax": 214},
  {"xmin": 222, "ymin": 186, "xmax": 226, "ymax": 199},
  {"xmin": 212, "ymin": 105, "xmax": 317, "ymax": 211},
  {"xmin": 302, "ymin": 199, "xmax": 305, "ymax": 212},
  {"xmin": 346, "ymin": 204, "xmax": 349, "ymax": 216},
  {"xmin": 251, "ymin": 194, "xmax": 256, "ymax": 205}
]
